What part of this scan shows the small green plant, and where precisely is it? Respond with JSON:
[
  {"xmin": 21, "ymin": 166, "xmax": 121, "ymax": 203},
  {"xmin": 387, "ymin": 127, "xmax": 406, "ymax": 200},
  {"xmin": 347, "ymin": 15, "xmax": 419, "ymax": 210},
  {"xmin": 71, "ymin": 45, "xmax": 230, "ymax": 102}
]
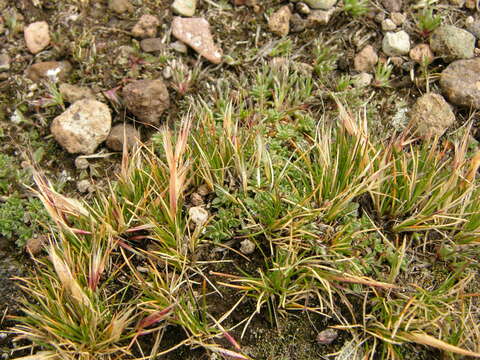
[
  {"xmin": 373, "ymin": 61, "xmax": 393, "ymax": 88},
  {"xmin": 343, "ymin": 0, "xmax": 370, "ymax": 17},
  {"xmin": 416, "ymin": 7, "xmax": 442, "ymax": 37},
  {"xmin": 312, "ymin": 38, "xmax": 338, "ymax": 77}
]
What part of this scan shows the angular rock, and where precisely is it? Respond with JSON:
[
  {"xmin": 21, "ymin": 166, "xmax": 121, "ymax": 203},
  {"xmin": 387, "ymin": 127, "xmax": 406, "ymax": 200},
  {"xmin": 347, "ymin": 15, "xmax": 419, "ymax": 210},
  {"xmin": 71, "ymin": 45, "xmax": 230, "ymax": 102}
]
[
  {"xmin": 172, "ymin": 0, "xmax": 197, "ymax": 17},
  {"xmin": 189, "ymin": 206, "xmax": 208, "ymax": 227},
  {"xmin": 381, "ymin": 19, "xmax": 396, "ymax": 31},
  {"xmin": 0, "ymin": 53, "xmax": 10, "ymax": 72},
  {"xmin": 140, "ymin": 38, "xmax": 165, "ymax": 53},
  {"xmin": 440, "ymin": 58, "xmax": 480, "ymax": 109},
  {"xmin": 108, "ymin": 0, "xmax": 134, "ymax": 14},
  {"xmin": 59, "ymin": 83, "xmax": 95, "ymax": 103},
  {"xmin": 106, "ymin": 123, "xmax": 140, "ymax": 151},
  {"xmin": 171, "ymin": 17, "xmax": 222, "ymax": 64},
  {"xmin": 352, "ymin": 72, "xmax": 373, "ymax": 88},
  {"xmin": 430, "ymin": 25, "xmax": 475, "ymax": 60},
  {"xmin": 25, "ymin": 61, "xmax": 72, "ymax": 82},
  {"xmin": 390, "ymin": 12, "xmax": 406, "ymax": 26},
  {"xmin": 24, "ymin": 21, "xmax": 50, "ymax": 54},
  {"xmin": 409, "ymin": 44, "xmax": 434, "ymax": 64},
  {"xmin": 304, "ymin": 0, "xmax": 337, "ymax": 10},
  {"xmin": 308, "ymin": 8, "xmax": 334, "ymax": 26},
  {"xmin": 51, "ymin": 99, "xmax": 112, "ymax": 154},
  {"xmin": 354, "ymin": 45, "xmax": 378, "ymax": 72},
  {"xmin": 382, "ymin": 31, "xmax": 410, "ymax": 56},
  {"xmin": 171, "ymin": 40, "xmax": 188, "ymax": 53},
  {"xmin": 382, "ymin": 0, "xmax": 402, "ymax": 12},
  {"xmin": 132, "ymin": 14, "xmax": 160, "ymax": 39},
  {"xmin": 409, "ymin": 93, "xmax": 455, "ymax": 137},
  {"xmin": 268, "ymin": 5, "xmax": 291, "ymax": 36},
  {"xmin": 122, "ymin": 79, "xmax": 170, "ymax": 125}
]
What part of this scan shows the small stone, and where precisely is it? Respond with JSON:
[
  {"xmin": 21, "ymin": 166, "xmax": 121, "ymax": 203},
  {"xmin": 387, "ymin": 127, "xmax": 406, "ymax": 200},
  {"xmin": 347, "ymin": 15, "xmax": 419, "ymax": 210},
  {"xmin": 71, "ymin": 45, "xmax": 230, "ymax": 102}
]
[
  {"xmin": 410, "ymin": 93, "xmax": 455, "ymax": 138},
  {"xmin": 106, "ymin": 123, "xmax": 140, "ymax": 151},
  {"xmin": 381, "ymin": 19, "xmax": 396, "ymax": 31},
  {"xmin": 304, "ymin": 0, "xmax": 337, "ymax": 10},
  {"xmin": 163, "ymin": 66, "xmax": 172, "ymax": 79},
  {"xmin": 190, "ymin": 192, "xmax": 204, "ymax": 206},
  {"xmin": 197, "ymin": 184, "xmax": 210, "ymax": 196},
  {"xmin": 122, "ymin": 79, "xmax": 170, "ymax": 125},
  {"xmin": 290, "ymin": 13, "xmax": 308, "ymax": 32},
  {"xmin": 374, "ymin": 11, "xmax": 386, "ymax": 23},
  {"xmin": 308, "ymin": 8, "xmax": 334, "ymax": 26},
  {"xmin": 409, "ymin": 44, "xmax": 434, "ymax": 64},
  {"xmin": 466, "ymin": 17, "xmax": 480, "ymax": 39},
  {"xmin": 171, "ymin": 17, "xmax": 222, "ymax": 64},
  {"xmin": 24, "ymin": 21, "xmax": 50, "ymax": 54},
  {"xmin": 268, "ymin": 5, "xmax": 291, "ymax": 37},
  {"xmin": 171, "ymin": 40, "xmax": 188, "ymax": 53},
  {"xmin": 382, "ymin": 0, "xmax": 402, "ymax": 12},
  {"xmin": 0, "ymin": 54, "xmax": 10, "ymax": 72},
  {"xmin": 25, "ymin": 235, "xmax": 48, "ymax": 256},
  {"xmin": 132, "ymin": 14, "xmax": 160, "ymax": 39},
  {"xmin": 172, "ymin": 0, "xmax": 197, "ymax": 17},
  {"xmin": 440, "ymin": 58, "xmax": 480, "ymax": 109},
  {"xmin": 430, "ymin": 25, "xmax": 475, "ymax": 61},
  {"xmin": 240, "ymin": 239, "xmax": 255, "ymax": 255},
  {"xmin": 51, "ymin": 99, "xmax": 112, "ymax": 154},
  {"xmin": 25, "ymin": 61, "xmax": 72, "ymax": 82},
  {"xmin": 354, "ymin": 45, "xmax": 378, "ymax": 72},
  {"xmin": 74, "ymin": 157, "xmax": 90, "ymax": 170},
  {"xmin": 316, "ymin": 329, "xmax": 338, "ymax": 345},
  {"xmin": 189, "ymin": 206, "xmax": 209, "ymax": 227},
  {"xmin": 352, "ymin": 72, "xmax": 373, "ymax": 88},
  {"xmin": 77, "ymin": 179, "xmax": 92, "ymax": 193},
  {"xmin": 140, "ymin": 38, "xmax": 165, "ymax": 53},
  {"xmin": 59, "ymin": 83, "xmax": 95, "ymax": 103},
  {"xmin": 390, "ymin": 12, "xmax": 406, "ymax": 26},
  {"xmin": 466, "ymin": 0, "xmax": 477, "ymax": 9},
  {"xmin": 382, "ymin": 31, "xmax": 410, "ymax": 56},
  {"xmin": 296, "ymin": 2, "xmax": 311, "ymax": 15},
  {"xmin": 108, "ymin": 0, "xmax": 134, "ymax": 14}
]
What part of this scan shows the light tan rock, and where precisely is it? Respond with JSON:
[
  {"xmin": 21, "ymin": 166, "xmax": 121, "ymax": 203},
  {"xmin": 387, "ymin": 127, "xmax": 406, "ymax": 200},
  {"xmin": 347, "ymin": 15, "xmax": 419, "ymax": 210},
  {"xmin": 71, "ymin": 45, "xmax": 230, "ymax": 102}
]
[
  {"xmin": 132, "ymin": 14, "xmax": 160, "ymax": 39},
  {"xmin": 354, "ymin": 45, "xmax": 378, "ymax": 72},
  {"xmin": 268, "ymin": 5, "xmax": 291, "ymax": 36},
  {"xmin": 24, "ymin": 21, "xmax": 50, "ymax": 54},
  {"xmin": 409, "ymin": 93, "xmax": 455, "ymax": 137}
]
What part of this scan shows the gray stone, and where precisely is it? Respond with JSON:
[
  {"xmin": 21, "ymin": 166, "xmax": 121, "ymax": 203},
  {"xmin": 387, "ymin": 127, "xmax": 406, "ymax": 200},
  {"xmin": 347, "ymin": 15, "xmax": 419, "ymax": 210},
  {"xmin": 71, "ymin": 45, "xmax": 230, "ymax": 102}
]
[
  {"xmin": 140, "ymin": 38, "xmax": 165, "ymax": 53},
  {"xmin": 382, "ymin": 31, "xmax": 410, "ymax": 56},
  {"xmin": 24, "ymin": 21, "xmax": 50, "ymax": 54},
  {"xmin": 77, "ymin": 179, "xmax": 92, "ymax": 193},
  {"xmin": 172, "ymin": 0, "xmax": 197, "ymax": 16},
  {"xmin": 171, "ymin": 17, "xmax": 222, "ymax": 64},
  {"xmin": 430, "ymin": 25, "xmax": 475, "ymax": 60},
  {"xmin": 74, "ymin": 157, "xmax": 90, "ymax": 170},
  {"xmin": 382, "ymin": 0, "xmax": 402, "ymax": 12},
  {"xmin": 466, "ymin": 17, "xmax": 480, "ymax": 39},
  {"xmin": 409, "ymin": 93, "xmax": 455, "ymax": 137},
  {"xmin": 304, "ymin": 0, "xmax": 336, "ymax": 10},
  {"xmin": 122, "ymin": 79, "xmax": 170, "ymax": 125},
  {"xmin": 51, "ymin": 99, "xmax": 112, "ymax": 154},
  {"xmin": 106, "ymin": 123, "xmax": 140, "ymax": 151},
  {"xmin": 317, "ymin": 329, "xmax": 338, "ymax": 345},
  {"xmin": 352, "ymin": 72, "xmax": 373, "ymax": 88},
  {"xmin": 440, "ymin": 58, "xmax": 480, "ymax": 109},
  {"xmin": 240, "ymin": 239, "xmax": 255, "ymax": 254}
]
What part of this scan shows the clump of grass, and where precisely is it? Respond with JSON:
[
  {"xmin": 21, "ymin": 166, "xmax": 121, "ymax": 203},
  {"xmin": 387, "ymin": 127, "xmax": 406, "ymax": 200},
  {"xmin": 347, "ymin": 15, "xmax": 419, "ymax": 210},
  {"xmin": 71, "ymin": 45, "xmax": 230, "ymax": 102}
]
[
  {"xmin": 343, "ymin": 0, "xmax": 370, "ymax": 17},
  {"xmin": 416, "ymin": 7, "xmax": 442, "ymax": 37}
]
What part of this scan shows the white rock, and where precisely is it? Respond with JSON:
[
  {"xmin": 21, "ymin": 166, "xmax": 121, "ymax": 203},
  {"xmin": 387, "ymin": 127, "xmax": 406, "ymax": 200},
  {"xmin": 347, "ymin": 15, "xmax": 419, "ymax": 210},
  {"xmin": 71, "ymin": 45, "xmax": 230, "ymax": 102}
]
[
  {"xmin": 172, "ymin": 0, "xmax": 197, "ymax": 17},
  {"xmin": 381, "ymin": 19, "xmax": 396, "ymax": 31},
  {"xmin": 352, "ymin": 72, "xmax": 373, "ymax": 88},
  {"xmin": 51, "ymin": 99, "xmax": 112, "ymax": 154},
  {"xmin": 382, "ymin": 31, "xmax": 410, "ymax": 56},
  {"xmin": 240, "ymin": 239, "xmax": 255, "ymax": 255},
  {"xmin": 189, "ymin": 206, "xmax": 209, "ymax": 227}
]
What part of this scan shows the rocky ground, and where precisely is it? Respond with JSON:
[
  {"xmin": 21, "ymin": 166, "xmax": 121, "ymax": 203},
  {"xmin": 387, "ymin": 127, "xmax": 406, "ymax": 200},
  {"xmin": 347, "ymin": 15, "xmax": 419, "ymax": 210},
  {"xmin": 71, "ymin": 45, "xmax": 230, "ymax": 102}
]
[{"xmin": 1, "ymin": 0, "xmax": 480, "ymax": 359}]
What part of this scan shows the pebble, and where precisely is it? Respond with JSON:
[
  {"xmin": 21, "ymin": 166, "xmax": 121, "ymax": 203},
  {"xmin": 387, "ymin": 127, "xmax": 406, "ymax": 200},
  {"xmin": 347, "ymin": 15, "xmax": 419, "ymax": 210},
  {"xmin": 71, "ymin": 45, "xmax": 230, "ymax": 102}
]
[
  {"xmin": 352, "ymin": 72, "xmax": 373, "ymax": 87},
  {"xmin": 122, "ymin": 79, "xmax": 170, "ymax": 125},
  {"xmin": 268, "ymin": 5, "xmax": 291, "ymax": 36},
  {"xmin": 74, "ymin": 157, "xmax": 90, "ymax": 170},
  {"xmin": 106, "ymin": 123, "xmax": 140, "ymax": 151},
  {"xmin": 24, "ymin": 21, "xmax": 50, "ymax": 54},
  {"xmin": 132, "ymin": 14, "xmax": 160, "ymax": 39},
  {"xmin": 409, "ymin": 44, "xmax": 434, "ymax": 64},
  {"xmin": 25, "ymin": 61, "xmax": 72, "ymax": 82},
  {"xmin": 189, "ymin": 206, "xmax": 209, "ymax": 227},
  {"xmin": 382, "ymin": 0, "xmax": 402, "ymax": 12},
  {"xmin": 140, "ymin": 38, "xmax": 165, "ymax": 53},
  {"xmin": 430, "ymin": 25, "xmax": 475, "ymax": 60},
  {"xmin": 409, "ymin": 93, "xmax": 455, "ymax": 138},
  {"xmin": 382, "ymin": 31, "xmax": 410, "ymax": 56},
  {"xmin": 304, "ymin": 0, "xmax": 337, "ymax": 10},
  {"xmin": 171, "ymin": 40, "xmax": 188, "ymax": 53},
  {"xmin": 51, "ymin": 99, "xmax": 112, "ymax": 154},
  {"xmin": 162, "ymin": 66, "xmax": 172, "ymax": 79},
  {"xmin": 308, "ymin": 8, "xmax": 334, "ymax": 26},
  {"xmin": 59, "ymin": 83, "xmax": 95, "ymax": 103},
  {"xmin": 0, "ymin": 53, "xmax": 10, "ymax": 72},
  {"xmin": 354, "ymin": 45, "xmax": 378, "ymax": 72},
  {"xmin": 374, "ymin": 11, "xmax": 386, "ymax": 23},
  {"xmin": 108, "ymin": 0, "xmax": 134, "ymax": 14},
  {"xmin": 172, "ymin": 0, "xmax": 197, "ymax": 17},
  {"xmin": 25, "ymin": 235, "xmax": 48, "ymax": 256},
  {"xmin": 77, "ymin": 179, "xmax": 92, "ymax": 193},
  {"xmin": 240, "ymin": 239, "xmax": 255, "ymax": 255},
  {"xmin": 190, "ymin": 192, "xmax": 204, "ymax": 206},
  {"xmin": 296, "ymin": 2, "xmax": 311, "ymax": 15},
  {"xmin": 390, "ymin": 12, "xmax": 406, "ymax": 26},
  {"xmin": 290, "ymin": 13, "xmax": 308, "ymax": 32},
  {"xmin": 316, "ymin": 329, "xmax": 338, "ymax": 345},
  {"xmin": 466, "ymin": 17, "xmax": 480, "ymax": 38},
  {"xmin": 440, "ymin": 58, "xmax": 480, "ymax": 109},
  {"xmin": 381, "ymin": 19, "xmax": 396, "ymax": 31},
  {"xmin": 171, "ymin": 17, "xmax": 222, "ymax": 64}
]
